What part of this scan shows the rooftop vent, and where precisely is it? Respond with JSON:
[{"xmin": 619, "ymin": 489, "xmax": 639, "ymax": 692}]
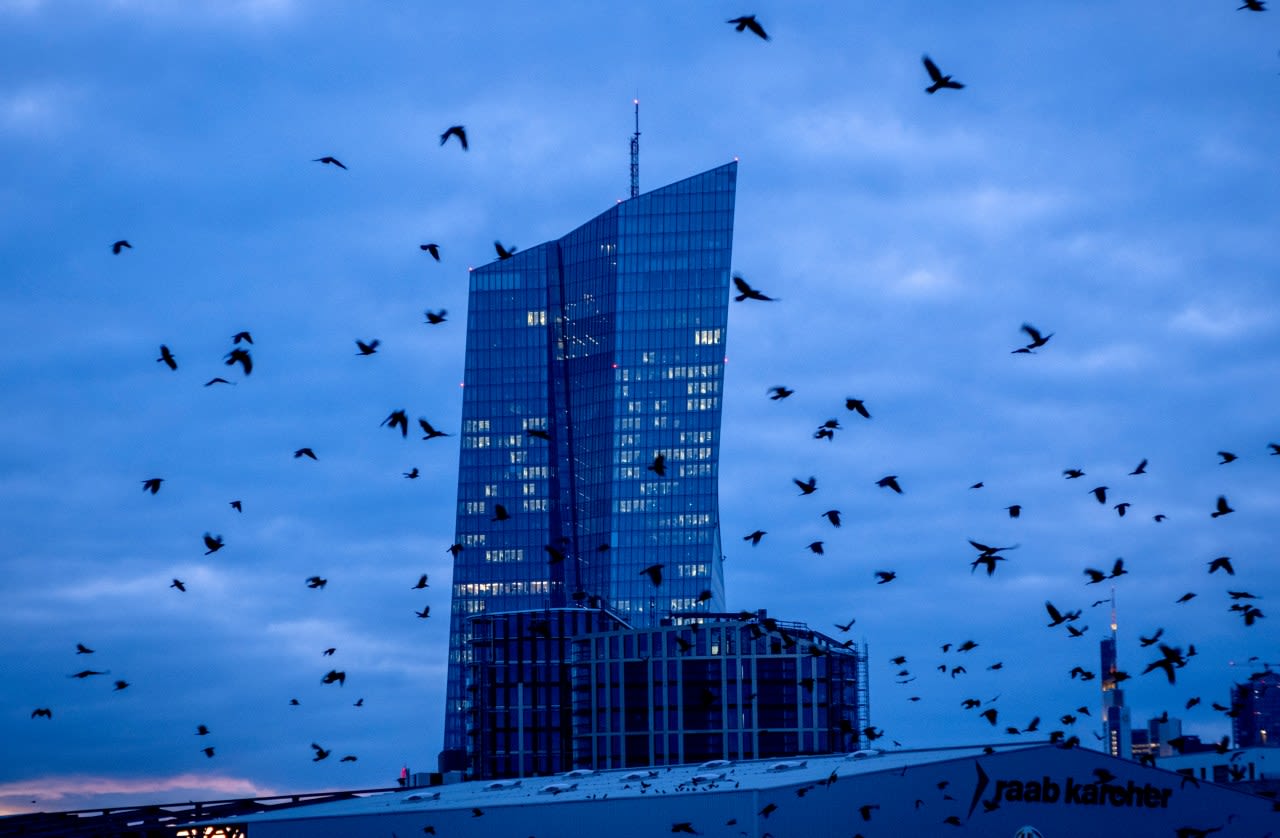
[
  {"xmin": 768, "ymin": 760, "xmax": 808, "ymax": 772},
  {"xmin": 484, "ymin": 780, "xmax": 522, "ymax": 791},
  {"xmin": 847, "ymin": 749, "xmax": 883, "ymax": 760},
  {"xmin": 539, "ymin": 783, "xmax": 578, "ymax": 795},
  {"xmin": 698, "ymin": 759, "xmax": 732, "ymax": 770}
]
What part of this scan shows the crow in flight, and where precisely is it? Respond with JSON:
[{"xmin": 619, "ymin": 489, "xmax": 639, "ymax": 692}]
[
  {"xmin": 171, "ymin": 578, "xmax": 186, "ymax": 592},
  {"xmin": 641, "ymin": 564, "xmax": 664, "ymax": 586},
  {"xmin": 412, "ymin": 574, "xmax": 429, "ymax": 589},
  {"xmin": 142, "ymin": 478, "xmax": 163, "ymax": 494},
  {"xmin": 424, "ymin": 309, "xmax": 447, "ymax": 325},
  {"xmin": 768, "ymin": 385, "xmax": 793, "ymax": 400},
  {"xmin": 294, "ymin": 447, "xmax": 317, "ymax": 460},
  {"xmin": 727, "ymin": 14, "xmax": 769, "ymax": 40},
  {"xmin": 157, "ymin": 345, "xmax": 177, "ymax": 370},
  {"xmin": 307, "ymin": 576, "xmax": 328, "ymax": 589},
  {"xmin": 112, "ymin": 239, "xmax": 131, "ymax": 254},
  {"xmin": 225, "ymin": 347, "xmax": 252, "ymax": 375},
  {"xmin": 313, "ymin": 156, "xmax": 347, "ymax": 169},
  {"xmin": 419, "ymin": 418, "xmax": 450, "ymax": 440},
  {"xmin": 1211, "ymin": 495, "xmax": 1234, "ymax": 518},
  {"xmin": 845, "ymin": 397, "xmax": 870, "ymax": 418},
  {"xmin": 440, "ymin": 125, "xmax": 468, "ymax": 150},
  {"xmin": 76, "ymin": 643, "xmax": 94, "ymax": 654},
  {"xmin": 203, "ymin": 533, "xmax": 224, "ymax": 555},
  {"xmin": 744, "ymin": 529, "xmax": 766, "ymax": 545},
  {"xmin": 794, "ymin": 476, "xmax": 817, "ymax": 495},
  {"xmin": 922, "ymin": 55, "xmax": 965, "ymax": 93},
  {"xmin": 355, "ymin": 339, "xmax": 379, "ymax": 355},
  {"xmin": 1130, "ymin": 458, "xmax": 1148, "ymax": 475},
  {"xmin": 383, "ymin": 409, "xmax": 409, "ymax": 437},
  {"xmin": 420, "ymin": 243, "xmax": 441, "ymax": 260},
  {"xmin": 491, "ymin": 504, "xmax": 510, "ymax": 521},
  {"xmin": 732, "ymin": 274, "xmax": 775, "ymax": 301},
  {"xmin": 494, "ymin": 241, "xmax": 516, "ymax": 260},
  {"xmin": 876, "ymin": 475, "xmax": 903, "ymax": 494}
]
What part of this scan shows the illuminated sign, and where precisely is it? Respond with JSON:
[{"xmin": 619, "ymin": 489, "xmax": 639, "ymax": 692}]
[{"xmin": 968, "ymin": 761, "xmax": 1173, "ymax": 819}]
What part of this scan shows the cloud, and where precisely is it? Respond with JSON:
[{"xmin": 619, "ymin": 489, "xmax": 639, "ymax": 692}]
[
  {"xmin": 0, "ymin": 772, "xmax": 280, "ymax": 815},
  {"xmin": 1168, "ymin": 303, "xmax": 1271, "ymax": 340},
  {"xmin": 0, "ymin": 84, "xmax": 79, "ymax": 136}
]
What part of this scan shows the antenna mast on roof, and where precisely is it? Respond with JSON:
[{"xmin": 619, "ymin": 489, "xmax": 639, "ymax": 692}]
[{"xmin": 629, "ymin": 98, "xmax": 640, "ymax": 198}]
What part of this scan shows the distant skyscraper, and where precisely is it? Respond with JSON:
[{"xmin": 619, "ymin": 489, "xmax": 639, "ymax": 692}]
[
  {"xmin": 1100, "ymin": 597, "xmax": 1131, "ymax": 759},
  {"xmin": 441, "ymin": 162, "xmax": 739, "ymax": 768},
  {"xmin": 1233, "ymin": 668, "xmax": 1280, "ymax": 748}
]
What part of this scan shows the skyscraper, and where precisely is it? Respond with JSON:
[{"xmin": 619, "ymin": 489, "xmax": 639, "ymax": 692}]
[
  {"xmin": 441, "ymin": 162, "xmax": 739, "ymax": 768},
  {"xmin": 1100, "ymin": 598, "xmax": 1132, "ymax": 759},
  {"xmin": 1233, "ymin": 668, "xmax": 1280, "ymax": 748}
]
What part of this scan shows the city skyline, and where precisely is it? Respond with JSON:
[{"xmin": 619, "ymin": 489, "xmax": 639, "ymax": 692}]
[{"xmin": 2, "ymin": 0, "xmax": 1278, "ymax": 816}]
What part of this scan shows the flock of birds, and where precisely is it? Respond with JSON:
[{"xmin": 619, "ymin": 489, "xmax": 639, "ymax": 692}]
[{"xmin": 14, "ymin": 9, "xmax": 1279, "ymax": 828}]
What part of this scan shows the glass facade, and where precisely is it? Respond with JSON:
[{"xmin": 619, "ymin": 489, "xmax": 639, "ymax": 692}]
[{"xmin": 444, "ymin": 163, "xmax": 739, "ymax": 763}]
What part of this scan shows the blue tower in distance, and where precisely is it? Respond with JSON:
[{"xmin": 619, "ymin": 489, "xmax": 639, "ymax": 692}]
[{"xmin": 441, "ymin": 162, "xmax": 739, "ymax": 768}]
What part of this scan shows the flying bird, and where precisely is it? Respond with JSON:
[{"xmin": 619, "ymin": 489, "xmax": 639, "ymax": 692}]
[
  {"xmin": 845, "ymin": 398, "xmax": 870, "ymax": 418},
  {"xmin": 1268, "ymin": 442, "xmax": 1279, "ymax": 455},
  {"xmin": 419, "ymin": 418, "xmax": 450, "ymax": 440},
  {"xmin": 231, "ymin": 331, "xmax": 252, "ymax": 345},
  {"xmin": 727, "ymin": 14, "xmax": 768, "ymax": 40},
  {"xmin": 768, "ymin": 385, "xmax": 794, "ymax": 400},
  {"xmin": 1217, "ymin": 451, "xmax": 1238, "ymax": 464},
  {"xmin": 806, "ymin": 541, "xmax": 825, "ymax": 555},
  {"xmin": 1238, "ymin": 0, "xmax": 1266, "ymax": 9},
  {"xmin": 403, "ymin": 468, "xmax": 419, "ymax": 479},
  {"xmin": 306, "ymin": 576, "xmax": 328, "ymax": 589},
  {"xmin": 416, "ymin": 606, "xmax": 431, "ymax": 619},
  {"xmin": 70, "ymin": 670, "xmax": 108, "ymax": 679},
  {"xmin": 1130, "ymin": 458, "xmax": 1148, "ymax": 475},
  {"xmin": 640, "ymin": 564, "xmax": 664, "ymax": 586},
  {"xmin": 1017, "ymin": 322, "xmax": 1052, "ymax": 350},
  {"xmin": 876, "ymin": 475, "xmax": 903, "ymax": 494},
  {"xmin": 794, "ymin": 476, "xmax": 817, "ymax": 495},
  {"xmin": 355, "ymin": 339, "xmax": 380, "ymax": 355},
  {"xmin": 75, "ymin": 643, "xmax": 94, "ymax": 654},
  {"xmin": 822, "ymin": 509, "xmax": 842, "ymax": 527},
  {"xmin": 1090, "ymin": 486, "xmax": 1108, "ymax": 504},
  {"xmin": 157, "ymin": 345, "xmax": 177, "ymax": 370},
  {"xmin": 311, "ymin": 742, "xmax": 331, "ymax": 761},
  {"xmin": 31, "ymin": 708, "xmax": 52, "ymax": 719},
  {"xmin": 202, "ymin": 746, "xmax": 215, "ymax": 758},
  {"xmin": 647, "ymin": 453, "xmax": 667, "ymax": 476},
  {"xmin": 170, "ymin": 578, "xmax": 186, "ymax": 592},
  {"xmin": 321, "ymin": 669, "xmax": 345, "ymax": 686},
  {"xmin": 224, "ymin": 347, "xmax": 252, "ymax": 375},
  {"xmin": 202, "ymin": 533, "xmax": 224, "ymax": 555},
  {"xmin": 294, "ymin": 447, "xmax": 317, "ymax": 460},
  {"xmin": 874, "ymin": 570, "xmax": 897, "ymax": 584},
  {"xmin": 412, "ymin": 574, "xmax": 429, "ymax": 589},
  {"xmin": 424, "ymin": 309, "xmax": 448, "ymax": 325},
  {"xmin": 383, "ymin": 409, "xmax": 409, "ymax": 437},
  {"xmin": 1211, "ymin": 495, "xmax": 1234, "ymax": 518},
  {"xmin": 1207, "ymin": 556, "xmax": 1235, "ymax": 575},
  {"xmin": 494, "ymin": 241, "xmax": 517, "ymax": 260},
  {"xmin": 922, "ymin": 55, "xmax": 965, "ymax": 94},
  {"xmin": 313, "ymin": 156, "xmax": 347, "ymax": 169},
  {"xmin": 111, "ymin": 239, "xmax": 131, "ymax": 254},
  {"xmin": 230, "ymin": 500, "xmax": 242, "ymax": 512},
  {"xmin": 420, "ymin": 243, "xmax": 441, "ymax": 260},
  {"xmin": 113, "ymin": 680, "xmax": 129, "ymax": 691},
  {"xmin": 732, "ymin": 274, "xmax": 775, "ymax": 301},
  {"xmin": 1005, "ymin": 504, "xmax": 1021, "ymax": 518},
  {"xmin": 743, "ymin": 529, "xmax": 766, "ymax": 545},
  {"xmin": 204, "ymin": 377, "xmax": 233, "ymax": 386},
  {"xmin": 1114, "ymin": 502, "xmax": 1131, "ymax": 517},
  {"xmin": 141, "ymin": 477, "xmax": 163, "ymax": 494},
  {"xmin": 491, "ymin": 504, "xmax": 510, "ymax": 521},
  {"xmin": 196, "ymin": 724, "xmax": 210, "ymax": 735},
  {"xmin": 440, "ymin": 125, "xmax": 468, "ymax": 150},
  {"xmin": 1063, "ymin": 468, "xmax": 1085, "ymax": 479}
]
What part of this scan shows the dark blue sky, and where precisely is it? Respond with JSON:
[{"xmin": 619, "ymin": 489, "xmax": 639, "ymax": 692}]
[{"xmin": 2, "ymin": 0, "xmax": 1277, "ymax": 814}]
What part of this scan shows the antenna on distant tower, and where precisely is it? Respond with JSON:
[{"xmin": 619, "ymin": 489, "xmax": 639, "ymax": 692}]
[
  {"xmin": 629, "ymin": 98, "xmax": 640, "ymax": 199},
  {"xmin": 1110, "ymin": 587, "xmax": 1118, "ymax": 634}
]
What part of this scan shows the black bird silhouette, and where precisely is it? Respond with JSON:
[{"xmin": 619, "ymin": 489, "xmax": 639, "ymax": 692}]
[
  {"xmin": 306, "ymin": 576, "xmax": 328, "ymax": 589},
  {"xmin": 647, "ymin": 453, "xmax": 667, "ymax": 476},
  {"xmin": 1044, "ymin": 601, "xmax": 1076, "ymax": 627},
  {"xmin": 170, "ymin": 578, "xmax": 186, "ymax": 592},
  {"xmin": 876, "ymin": 475, "xmax": 903, "ymax": 494},
  {"xmin": 76, "ymin": 643, "xmax": 94, "ymax": 654},
  {"xmin": 641, "ymin": 564, "xmax": 664, "ymax": 586},
  {"xmin": 230, "ymin": 500, "xmax": 242, "ymax": 512},
  {"xmin": 111, "ymin": 239, "xmax": 131, "ymax": 254},
  {"xmin": 922, "ymin": 55, "xmax": 965, "ymax": 93},
  {"xmin": 727, "ymin": 14, "xmax": 768, "ymax": 40},
  {"xmin": 403, "ymin": 468, "xmax": 419, "ymax": 479},
  {"xmin": 113, "ymin": 680, "xmax": 129, "ymax": 691},
  {"xmin": 732, "ymin": 274, "xmax": 775, "ymax": 301},
  {"xmin": 31, "ymin": 708, "xmax": 52, "ymax": 719},
  {"xmin": 1154, "ymin": 513, "xmax": 1167, "ymax": 522},
  {"xmin": 424, "ymin": 309, "xmax": 447, "ymax": 325},
  {"xmin": 447, "ymin": 543, "xmax": 464, "ymax": 557},
  {"xmin": 196, "ymin": 724, "xmax": 210, "ymax": 735},
  {"xmin": 794, "ymin": 476, "xmax": 817, "ymax": 495},
  {"xmin": 294, "ymin": 447, "xmax": 317, "ymax": 460},
  {"xmin": 822, "ymin": 509, "xmax": 842, "ymax": 527},
  {"xmin": 70, "ymin": 670, "xmax": 108, "ymax": 679},
  {"xmin": 1211, "ymin": 495, "xmax": 1234, "ymax": 518},
  {"xmin": 204, "ymin": 377, "xmax": 233, "ymax": 386},
  {"xmin": 203, "ymin": 533, "xmax": 224, "ymax": 555},
  {"xmin": 491, "ymin": 504, "xmax": 510, "ymax": 522},
  {"xmin": 321, "ymin": 669, "xmax": 345, "ymax": 686},
  {"xmin": 1139, "ymin": 628, "xmax": 1164, "ymax": 647},
  {"xmin": 311, "ymin": 742, "xmax": 331, "ymax": 761},
  {"xmin": 1114, "ymin": 502, "xmax": 1131, "ymax": 517},
  {"xmin": 768, "ymin": 385, "xmax": 794, "ymax": 400},
  {"xmin": 874, "ymin": 570, "xmax": 897, "ymax": 584},
  {"xmin": 1005, "ymin": 504, "xmax": 1021, "ymax": 518},
  {"xmin": 420, "ymin": 243, "xmax": 441, "ymax": 260},
  {"xmin": 201, "ymin": 746, "xmax": 215, "ymax": 758},
  {"xmin": 1018, "ymin": 322, "xmax": 1052, "ymax": 350},
  {"xmin": 1130, "ymin": 458, "xmax": 1148, "ymax": 475},
  {"xmin": 845, "ymin": 397, "xmax": 870, "ymax": 418},
  {"xmin": 340, "ymin": 755, "xmax": 357, "ymax": 762},
  {"xmin": 313, "ymin": 156, "xmax": 347, "ymax": 169},
  {"xmin": 355, "ymin": 339, "xmax": 380, "ymax": 355},
  {"xmin": 412, "ymin": 574, "xmax": 429, "ymax": 589},
  {"xmin": 231, "ymin": 331, "xmax": 252, "ymax": 345},
  {"xmin": 526, "ymin": 427, "xmax": 551, "ymax": 440},
  {"xmin": 744, "ymin": 529, "xmax": 766, "ymax": 545},
  {"xmin": 835, "ymin": 617, "xmax": 856, "ymax": 632},
  {"xmin": 1175, "ymin": 592, "xmax": 1196, "ymax": 603},
  {"xmin": 1063, "ymin": 468, "xmax": 1085, "ymax": 479},
  {"xmin": 806, "ymin": 541, "xmax": 825, "ymax": 555},
  {"xmin": 494, "ymin": 241, "xmax": 516, "ymax": 260},
  {"xmin": 383, "ymin": 409, "xmax": 409, "ymax": 437},
  {"xmin": 157, "ymin": 345, "xmax": 177, "ymax": 370},
  {"xmin": 419, "ymin": 418, "xmax": 450, "ymax": 440},
  {"xmin": 1090, "ymin": 486, "xmax": 1108, "ymax": 504},
  {"xmin": 1207, "ymin": 556, "xmax": 1235, "ymax": 575},
  {"xmin": 1239, "ymin": 0, "xmax": 1266, "ymax": 9},
  {"xmin": 1217, "ymin": 451, "xmax": 1238, "ymax": 464},
  {"xmin": 141, "ymin": 477, "xmax": 163, "ymax": 494},
  {"xmin": 440, "ymin": 125, "xmax": 468, "ymax": 150},
  {"xmin": 416, "ymin": 606, "xmax": 431, "ymax": 619},
  {"xmin": 671, "ymin": 823, "xmax": 699, "ymax": 835},
  {"xmin": 224, "ymin": 347, "xmax": 252, "ymax": 375}
]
